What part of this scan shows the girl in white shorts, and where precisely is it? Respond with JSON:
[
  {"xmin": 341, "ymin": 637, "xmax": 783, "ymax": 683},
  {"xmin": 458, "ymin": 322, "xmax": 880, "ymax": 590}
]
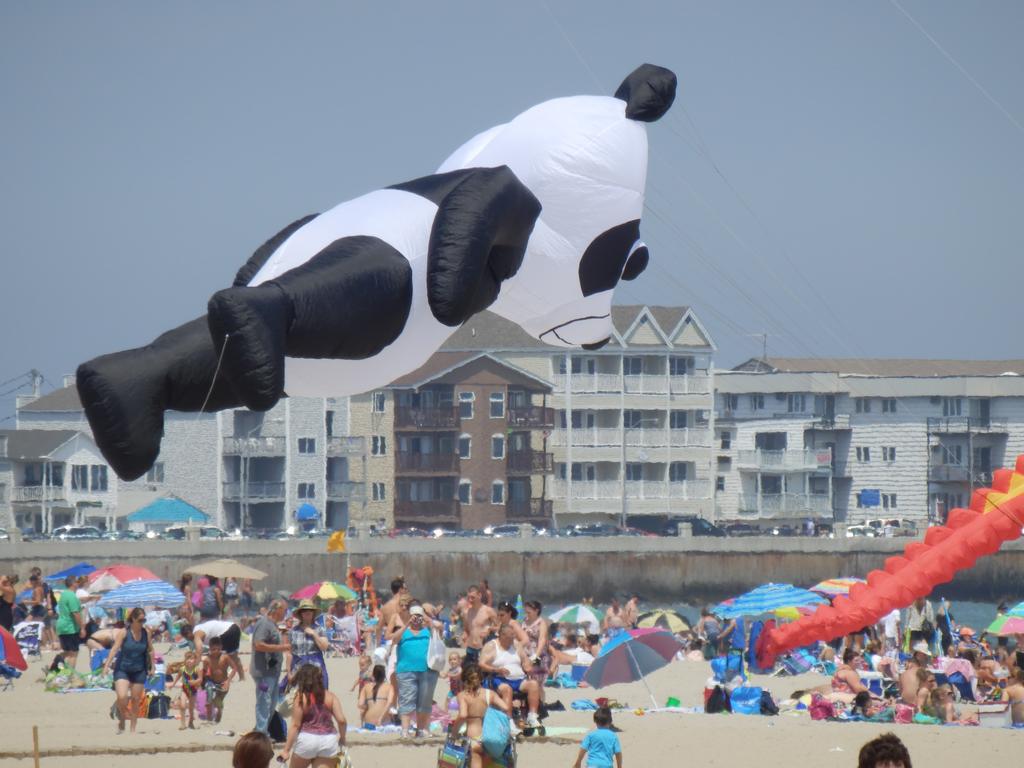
[{"xmin": 280, "ymin": 664, "xmax": 348, "ymax": 767}]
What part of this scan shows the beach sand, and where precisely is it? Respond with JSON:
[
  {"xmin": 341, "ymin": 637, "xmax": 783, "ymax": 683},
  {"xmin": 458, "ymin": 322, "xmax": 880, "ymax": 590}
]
[{"xmin": 2, "ymin": 642, "xmax": 1018, "ymax": 766}]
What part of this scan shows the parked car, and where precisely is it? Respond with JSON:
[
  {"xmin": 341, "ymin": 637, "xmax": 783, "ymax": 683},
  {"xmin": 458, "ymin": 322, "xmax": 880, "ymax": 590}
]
[
  {"xmin": 51, "ymin": 525, "xmax": 104, "ymax": 541},
  {"xmin": 866, "ymin": 518, "xmax": 918, "ymax": 537},
  {"xmin": 162, "ymin": 525, "xmax": 233, "ymax": 540},
  {"xmin": 723, "ymin": 522, "xmax": 761, "ymax": 537},
  {"xmin": 846, "ymin": 524, "xmax": 877, "ymax": 538},
  {"xmin": 485, "ymin": 524, "xmax": 525, "ymax": 538},
  {"xmin": 662, "ymin": 517, "xmax": 727, "ymax": 537},
  {"xmin": 0, "ymin": 528, "xmax": 8, "ymax": 541},
  {"xmin": 103, "ymin": 530, "xmax": 143, "ymax": 541},
  {"xmin": 565, "ymin": 523, "xmax": 623, "ymax": 537}
]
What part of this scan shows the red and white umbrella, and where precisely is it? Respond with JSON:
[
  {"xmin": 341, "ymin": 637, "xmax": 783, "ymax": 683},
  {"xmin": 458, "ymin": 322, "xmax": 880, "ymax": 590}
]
[{"xmin": 88, "ymin": 564, "xmax": 159, "ymax": 593}]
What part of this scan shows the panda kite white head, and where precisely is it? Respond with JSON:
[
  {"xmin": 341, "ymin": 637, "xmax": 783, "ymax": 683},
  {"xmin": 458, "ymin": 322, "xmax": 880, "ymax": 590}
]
[{"xmin": 439, "ymin": 63, "xmax": 677, "ymax": 348}]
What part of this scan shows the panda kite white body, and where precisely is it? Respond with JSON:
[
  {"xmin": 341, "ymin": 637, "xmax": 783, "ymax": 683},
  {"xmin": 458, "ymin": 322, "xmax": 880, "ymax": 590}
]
[{"xmin": 76, "ymin": 64, "xmax": 677, "ymax": 480}]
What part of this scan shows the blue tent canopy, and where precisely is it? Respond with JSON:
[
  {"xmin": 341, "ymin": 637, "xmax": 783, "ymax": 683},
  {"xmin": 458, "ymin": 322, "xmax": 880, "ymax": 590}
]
[
  {"xmin": 296, "ymin": 503, "xmax": 318, "ymax": 522},
  {"xmin": 126, "ymin": 497, "xmax": 208, "ymax": 524},
  {"xmin": 46, "ymin": 562, "xmax": 96, "ymax": 582}
]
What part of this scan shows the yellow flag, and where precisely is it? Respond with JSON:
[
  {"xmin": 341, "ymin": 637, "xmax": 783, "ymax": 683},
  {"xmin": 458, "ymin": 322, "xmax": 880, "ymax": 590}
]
[{"xmin": 327, "ymin": 530, "xmax": 346, "ymax": 553}]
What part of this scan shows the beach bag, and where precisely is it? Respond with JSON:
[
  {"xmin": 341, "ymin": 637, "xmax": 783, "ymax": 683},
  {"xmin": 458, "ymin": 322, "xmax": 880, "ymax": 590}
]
[
  {"xmin": 759, "ymin": 689, "xmax": 779, "ymax": 716},
  {"xmin": 200, "ymin": 586, "xmax": 219, "ymax": 618},
  {"xmin": 809, "ymin": 693, "xmax": 835, "ymax": 721},
  {"xmin": 894, "ymin": 704, "xmax": 914, "ymax": 724},
  {"xmin": 191, "ymin": 589, "xmax": 203, "ymax": 609},
  {"xmin": 730, "ymin": 686, "xmax": 763, "ymax": 715},
  {"xmin": 705, "ymin": 685, "xmax": 731, "ymax": 714},
  {"xmin": 428, "ymin": 628, "xmax": 447, "ymax": 673},
  {"xmin": 268, "ymin": 710, "xmax": 288, "ymax": 743},
  {"xmin": 711, "ymin": 654, "xmax": 744, "ymax": 684},
  {"xmin": 147, "ymin": 693, "xmax": 171, "ymax": 719},
  {"xmin": 482, "ymin": 701, "xmax": 511, "ymax": 760}
]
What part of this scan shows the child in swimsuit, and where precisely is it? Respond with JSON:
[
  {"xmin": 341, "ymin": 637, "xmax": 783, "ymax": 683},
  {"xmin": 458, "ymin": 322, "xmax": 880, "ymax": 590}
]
[
  {"xmin": 172, "ymin": 650, "xmax": 201, "ymax": 730},
  {"xmin": 447, "ymin": 652, "xmax": 463, "ymax": 697}
]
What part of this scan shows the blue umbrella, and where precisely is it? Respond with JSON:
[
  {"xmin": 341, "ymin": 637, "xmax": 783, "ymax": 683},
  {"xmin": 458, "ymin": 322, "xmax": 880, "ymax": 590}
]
[
  {"xmin": 296, "ymin": 503, "xmax": 318, "ymax": 522},
  {"xmin": 46, "ymin": 562, "xmax": 97, "ymax": 582},
  {"xmin": 583, "ymin": 628, "xmax": 682, "ymax": 707},
  {"xmin": 714, "ymin": 583, "xmax": 826, "ymax": 619},
  {"xmin": 97, "ymin": 579, "xmax": 185, "ymax": 610}
]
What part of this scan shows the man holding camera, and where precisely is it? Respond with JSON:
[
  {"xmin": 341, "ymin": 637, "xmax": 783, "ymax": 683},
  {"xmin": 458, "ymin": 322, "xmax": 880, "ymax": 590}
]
[{"xmin": 251, "ymin": 599, "xmax": 289, "ymax": 736}]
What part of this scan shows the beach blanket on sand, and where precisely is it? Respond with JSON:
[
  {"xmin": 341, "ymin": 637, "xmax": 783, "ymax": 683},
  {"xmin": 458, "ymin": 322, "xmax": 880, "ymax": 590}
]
[{"xmin": 45, "ymin": 667, "xmax": 113, "ymax": 693}]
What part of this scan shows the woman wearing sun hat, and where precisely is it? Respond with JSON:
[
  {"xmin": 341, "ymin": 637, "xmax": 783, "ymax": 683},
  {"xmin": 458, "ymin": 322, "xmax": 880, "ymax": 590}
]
[{"xmin": 284, "ymin": 599, "xmax": 331, "ymax": 689}]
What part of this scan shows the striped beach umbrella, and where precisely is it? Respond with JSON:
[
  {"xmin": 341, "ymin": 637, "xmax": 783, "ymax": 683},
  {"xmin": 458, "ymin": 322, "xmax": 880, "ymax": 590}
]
[
  {"xmin": 715, "ymin": 583, "xmax": 827, "ymax": 619},
  {"xmin": 636, "ymin": 609, "xmax": 690, "ymax": 633},
  {"xmin": 98, "ymin": 579, "xmax": 185, "ymax": 609},
  {"xmin": 549, "ymin": 604, "xmax": 601, "ymax": 633},
  {"xmin": 290, "ymin": 581, "xmax": 357, "ymax": 602},
  {"xmin": 88, "ymin": 565, "xmax": 160, "ymax": 593},
  {"xmin": 809, "ymin": 577, "xmax": 866, "ymax": 598}
]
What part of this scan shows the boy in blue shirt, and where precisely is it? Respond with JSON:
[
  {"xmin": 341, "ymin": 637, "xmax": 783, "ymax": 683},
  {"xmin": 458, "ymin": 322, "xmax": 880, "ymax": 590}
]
[{"xmin": 573, "ymin": 707, "xmax": 622, "ymax": 768}]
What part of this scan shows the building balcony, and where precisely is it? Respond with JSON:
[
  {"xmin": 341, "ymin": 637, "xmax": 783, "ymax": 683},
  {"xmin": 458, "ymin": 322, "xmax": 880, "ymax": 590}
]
[
  {"xmin": 669, "ymin": 374, "xmax": 711, "ymax": 395},
  {"xmin": 809, "ymin": 414, "xmax": 851, "ymax": 430},
  {"xmin": 549, "ymin": 428, "xmax": 711, "ymax": 449},
  {"xmin": 507, "ymin": 406, "xmax": 555, "ymax": 429},
  {"xmin": 222, "ymin": 436, "xmax": 286, "ymax": 456},
  {"xmin": 11, "ymin": 485, "xmax": 67, "ymax": 503},
  {"xmin": 506, "ymin": 498, "xmax": 553, "ymax": 521},
  {"xmin": 507, "ymin": 451, "xmax": 554, "ymax": 474},
  {"xmin": 395, "ymin": 407, "xmax": 459, "ymax": 430},
  {"xmin": 395, "ymin": 452, "xmax": 459, "ymax": 474},
  {"xmin": 736, "ymin": 448, "xmax": 833, "ymax": 472},
  {"xmin": 550, "ymin": 479, "xmax": 711, "ymax": 501},
  {"xmin": 738, "ymin": 493, "xmax": 833, "ymax": 519},
  {"xmin": 623, "ymin": 375, "xmax": 668, "ymax": 394},
  {"xmin": 327, "ymin": 436, "xmax": 365, "ymax": 456},
  {"xmin": 929, "ymin": 464, "xmax": 970, "ymax": 483},
  {"xmin": 550, "ymin": 479, "xmax": 621, "ymax": 500},
  {"xmin": 394, "ymin": 498, "xmax": 459, "ymax": 522},
  {"xmin": 552, "ymin": 373, "xmax": 622, "ymax": 394},
  {"xmin": 927, "ymin": 417, "xmax": 1009, "ymax": 434},
  {"xmin": 222, "ymin": 481, "xmax": 286, "ymax": 500},
  {"xmin": 327, "ymin": 481, "xmax": 366, "ymax": 501}
]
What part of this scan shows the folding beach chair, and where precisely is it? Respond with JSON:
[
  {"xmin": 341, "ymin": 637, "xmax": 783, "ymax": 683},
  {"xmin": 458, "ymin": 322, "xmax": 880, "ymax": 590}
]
[
  {"xmin": 13, "ymin": 621, "xmax": 43, "ymax": 659},
  {"xmin": 946, "ymin": 672, "xmax": 976, "ymax": 702}
]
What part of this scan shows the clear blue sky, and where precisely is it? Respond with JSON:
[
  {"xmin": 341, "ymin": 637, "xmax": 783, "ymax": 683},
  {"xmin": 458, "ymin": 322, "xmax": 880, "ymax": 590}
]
[{"xmin": 2, "ymin": 1, "xmax": 1022, "ymax": 418}]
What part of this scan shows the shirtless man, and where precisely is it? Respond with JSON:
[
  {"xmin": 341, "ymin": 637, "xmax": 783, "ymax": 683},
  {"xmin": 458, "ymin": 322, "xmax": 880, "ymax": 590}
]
[
  {"xmin": 1007, "ymin": 667, "xmax": 1024, "ymax": 725},
  {"xmin": 202, "ymin": 636, "xmax": 235, "ymax": 723},
  {"xmin": 899, "ymin": 657, "xmax": 922, "ymax": 706},
  {"xmin": 623, "ymin": 594, "xmax": 640, "ymax": 629},
  {"xmin": 377, "ymin": 577, "xmax": 407, "ymax": 645},
  {"xmin": 461, "ymin": 585, "xmax": 497, "ymax": 664},
  {"xmin": 603, "ymin": 599, "xmax": 626, "ymax": 634}
]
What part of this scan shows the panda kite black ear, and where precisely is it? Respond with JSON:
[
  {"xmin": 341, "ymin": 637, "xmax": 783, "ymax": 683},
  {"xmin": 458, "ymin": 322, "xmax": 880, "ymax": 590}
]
[{"xmin": 614, "ymin": 64, "xmax": 677, "ymax": 122}]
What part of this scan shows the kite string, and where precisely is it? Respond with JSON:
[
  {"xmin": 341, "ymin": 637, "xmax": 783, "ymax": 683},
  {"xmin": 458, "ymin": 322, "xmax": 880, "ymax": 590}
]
[{"xmin": 197, "ymin": 334, "xmax": 230, "ymax": 416}]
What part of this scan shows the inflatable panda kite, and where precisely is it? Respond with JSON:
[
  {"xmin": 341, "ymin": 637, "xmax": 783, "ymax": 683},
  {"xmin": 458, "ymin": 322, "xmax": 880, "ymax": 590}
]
[{"xmin": 77, "ymin": 64, "xmax": 677, "ymax": 480}]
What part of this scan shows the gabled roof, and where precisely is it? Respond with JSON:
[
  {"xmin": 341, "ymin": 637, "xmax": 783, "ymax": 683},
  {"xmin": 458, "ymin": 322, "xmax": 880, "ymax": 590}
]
[
  {"xmin": 126, "ymin": 496, "xmax": 209, "ymax": 524},
  {"xmin": 18, "ymin": 386, "xmax": 82, "ymax": 412},
  {"xmin": 441, "ymin": 312, "xmax": 553, "ymax": 351},
  {"xmin": 388, "ymin": 352, "xmax": 552, "ymax": 391},
  {"xmin": 0, "ymin": 429, "xmax": 81, "ymax": 460},
  {"xmin": 736, "ymin": 358, "xmax": 1024, "ymax": 378}
]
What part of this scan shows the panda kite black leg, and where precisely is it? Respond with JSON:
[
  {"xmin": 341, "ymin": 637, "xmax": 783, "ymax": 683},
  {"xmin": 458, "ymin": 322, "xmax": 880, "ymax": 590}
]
[
  {"xmin": 77, "ymin": 317, "xmax": 246, "ymax": 480},
  {"xmin": 207, "ymin": 234, "xmax": 414, "ymax": 410}
]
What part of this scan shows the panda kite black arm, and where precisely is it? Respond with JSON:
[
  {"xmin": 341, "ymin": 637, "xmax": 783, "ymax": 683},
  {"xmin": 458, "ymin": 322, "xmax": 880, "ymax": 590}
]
[{"xmin": 423, "ymin": 165, "xmax": 542, "ymax": 327}]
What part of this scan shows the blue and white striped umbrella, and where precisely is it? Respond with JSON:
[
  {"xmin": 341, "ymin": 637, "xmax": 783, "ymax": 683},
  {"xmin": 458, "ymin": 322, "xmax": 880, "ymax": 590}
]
[
  {"xmin": 713, "ymin": 583, "xmax": 826, "ymax": 619},
  {"xmin": 97, "ymin": 579, "xmax": 185, "ymax": 610}
]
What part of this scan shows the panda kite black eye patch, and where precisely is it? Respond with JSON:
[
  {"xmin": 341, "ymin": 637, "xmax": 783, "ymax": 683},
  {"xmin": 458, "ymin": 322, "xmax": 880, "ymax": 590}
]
[
  {"xmin": 621, "ymin": 245, "xmax": 649, "ymax": 281},
  {"xmin": 578, "ymin": 219, "xmax": 641, "ymax": 296}
]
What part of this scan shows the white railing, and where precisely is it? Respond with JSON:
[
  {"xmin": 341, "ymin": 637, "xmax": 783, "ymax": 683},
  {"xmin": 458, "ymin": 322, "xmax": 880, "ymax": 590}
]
[
  {"xmin": 736, "ymin": 448, "xmax": 832, "ymax": 471},
  {"xmin": 222, "ymin": 481, "xmax": 285, "ymax": 499},
  {"xmin": 551, "ymin": 428, "xmax": 711, "ymax": 448},
  {"xmin": 552, "ymin": 479, "xmax": 712, "ymax": 501},
  {"xmin": 223, "ymin": 436, "xmax": 286, "ymax": 456},
  {"xmin": 624, "ymin": 375, "xmax": 668, "ymax": 394},
  {"xmin": 552, "ymin": 373, "xmax": 622, "ymax": 394},
  {"xmin": 669, "ymin": 428, "xmax": 711, "ymax": 447},
  {"xmin": 550, "ymin": 479, "xmax": 621, "ymax": 500},
  {"xmin": 738, "ymin": 493, "xmax": 833, "ymax": 518},
  {"xmin": 549, "ymin": 429, "xmax": 620, "ymax": 447},
  {"xmin": 670, "ymin": 373, "xmax": 711, "ymax": 394},
  {"xmin": 12, "ymin": 486, "xmax": 67, "ymax": 502},
  {"xmin": 669, "ymin": 479, "xmax": 713, "ymax": 499}
]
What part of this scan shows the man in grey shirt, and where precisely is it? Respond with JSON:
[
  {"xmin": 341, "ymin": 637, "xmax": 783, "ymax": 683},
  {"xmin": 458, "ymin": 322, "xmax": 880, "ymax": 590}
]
[{"xmin": 251, "ymin": 599, "xmax": 289, "ymax": 735}]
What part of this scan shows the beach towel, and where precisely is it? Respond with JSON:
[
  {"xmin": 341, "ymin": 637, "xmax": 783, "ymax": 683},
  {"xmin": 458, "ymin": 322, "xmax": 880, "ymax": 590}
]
[
  {"xmin": 809, "ymin": 694, "xmax": 835, "ymax": 721},
  {"xmin": 571, "ymin": 699, "xmax": 598, "ymax": 710}
]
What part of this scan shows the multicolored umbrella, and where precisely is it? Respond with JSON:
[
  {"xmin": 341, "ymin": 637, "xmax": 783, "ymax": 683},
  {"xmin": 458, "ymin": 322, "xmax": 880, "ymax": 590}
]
[
  {"xmin": 548, "ymin": 604, "xmax": 601, "ymax": 633},
  {"xmin": 290, "ymin": 581, "xmax": 357, "ymax": 602},
  {"xmin": 98, "ymin": 579, "xmax": 186, "ymax": 610},
  {"xmin": 88, "ymin": 565, "xmax": 160, "ymax": 593},
  {"xmin": 636, "ymin": 609, "xmax": 690, "ymax": 633},
  {"xmin": 809, "ymin": 577, "xmax": 866, "ymax": 597},
  {"xmin": 0, "ymin": 625, "xmax": 27, "ymax": 671},
  {"xmin": 988, "ymin": 615, "xmax": 1024, "ymax": 636},
  {"xmin": 583, "ymin": 628, "xmax": 682, "ymax": 706},
  {"xmin": 714, "ymin": 583, "xmax": 827, "ymax": 619}
]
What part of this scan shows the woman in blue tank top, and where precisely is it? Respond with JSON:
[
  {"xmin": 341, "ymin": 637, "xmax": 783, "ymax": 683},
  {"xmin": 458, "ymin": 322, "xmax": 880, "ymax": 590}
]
[
  {"xmin": 103, "ymin": 607, "xmax": 154, "ymax": 734},
  {"xmin": 388, "ymin": 602, "xmax": 439, "ymax": 739}
]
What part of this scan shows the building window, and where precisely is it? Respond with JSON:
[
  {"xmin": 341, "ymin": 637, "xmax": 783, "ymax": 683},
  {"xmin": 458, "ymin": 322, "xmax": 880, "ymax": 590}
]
[
  {"xmin": 724, "ymin": 394, "xmax": 738, "ymax": 411},
  {"xmin": 720, "ymin": 431, "xmax": 732, "ymax": 450},
  {"xmin": 371, "ymin": 482, "xmax": 385, "ymax": 501},
  {"xmin": 716, "ymin": 475, "xmax": 725, "ymax": 492},
  {"xmin": 624, "ymin": 410, "xmax": 643, "ymax": 430},
  {"xmin": 750, "ymin": 394, "xmax": 765, "ymax": 411},
  {"xmin": 458, "ymin": 480, "xmax": 471, "ymax": 505},
  {"xmin": 325, "ymin": 410, "xmax": 335, "ymax": 438},
  {"xmin": 90, "ymin": 465, "xmax": 108, "ymax": 492},
  {"xmin": 71, "ymin": 465, "xmax": 89, "ymax": 491},
  {"xmin": 371, "ymin": 436, "xmax": 387, "ymax": 456},
  {"xmin": 491, "ymin": 481, "xmax": 504, "ymax": 504},
  {"xmin": 623, "ymin": 356, "xmax": 642, "ymax": 376},
  {"xmin": 459, "ymin": 391, "xmax": 475, "ymax": 419},
  {"xmin": 571, "ymin": 463, "xmax": 596, "ymax": 481},
  {"xmin": 625, "ymin": 463, "xmax": 643, "ymax": 481},
  {"xmin": 787, "ymin": 394, "xmax": 806, "ymax": 413},
  {"xmin": 942, "ymin": 398, "xmax": 962, "ymax": 417},
  {"xmin": 669, "ymin": 462, "xmax": 689, "ymax": 482},
  {"xmin": 457, "ymin": 435, "xmax": 471, "ymax": 459},
  {"xmin": 298, "ymin": 437, "xmax": 316, "ymax": 455},
  {"xmin": 372, "ymin": 392, "xmax": 386, "ymax": 413},
  {"xmin": 855, "ymin": 398, "xmax": 872, "ymax": 413},
  {"xmin": 670, "ymin": 411, "xmax": 688, "ymax": 429},
  {"xmin": 491, "ymin": 435, "xmax": 505, "ymax": 460},
  {"xmin": 669, "ymin": 356, "xmax": 694, "ymax": 376},
  {"xmin": 146, "ymin": 463, "xmax": 165, "ymax": 483},
  {"xmin": 882, "ymin": 399, "xmax": 897, "ymax": 413},
  {"xmin": 489, "ymin": 392, "xmax": 505, "ymax": 418},
  {"xmin": 942, "ymin": 444, "xmax": 963, "ymax": 465},
  {"xmin": 856, "ymin": 446, "xmax": 871, "ymax": 463},
  {"xmin": 298, "ymin": 482, "xmax": 316, "ymax": 499},
  {"xmin": 882, "ymin": 493, "xmax": 898, "ymax": 510},
  {"xmin": 882, "ymin": 447, "xmax": 897, "ymax": 462}
]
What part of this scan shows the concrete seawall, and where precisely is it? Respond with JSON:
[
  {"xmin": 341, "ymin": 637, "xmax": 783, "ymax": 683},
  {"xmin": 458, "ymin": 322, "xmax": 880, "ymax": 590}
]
[{"xmin": 2, "ymin": 536, "xmax": 1022, "ymax": 603}]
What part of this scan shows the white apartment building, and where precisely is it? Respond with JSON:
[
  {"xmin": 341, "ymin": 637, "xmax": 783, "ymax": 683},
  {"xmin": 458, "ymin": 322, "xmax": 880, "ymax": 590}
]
[{"xmin": 714, "ymin": 358, "xmax": 1024, "ymax": 527}]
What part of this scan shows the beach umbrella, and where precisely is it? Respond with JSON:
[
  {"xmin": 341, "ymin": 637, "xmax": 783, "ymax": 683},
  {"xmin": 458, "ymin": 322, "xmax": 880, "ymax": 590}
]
[
  {"xmin": 290, "ymin": 581, "xmax": 357, "ymax": 602},
  {"xmin": 184, "ymin": 558, "xmax": 268, "ymax": 580},
  {"xmin": 636, "ymin": 609, "xmax": 690, "ymax": 633},
  {"xmin": 1005, "ymin": 601, "xmax": 1024, "ymax": 617},
  {"xmin": 515, "ymin": 594, "xmax": 525, "ymax": 619},
  {"xmin": 988, "ymin": 616, "xmax": 1024, "ymax": 636},
  {"xmin": 88, "ymin": 565, "xmax": 160, "ymax": 593},
  {"xmin": 809, "ymin": 578, "xmax": 865, "ymax": 598},
  {"xmin": 0, "ymin": 625, "xmax": 27, "ymax": 671},
  {"xmin": 45, "ymin": 562, "xmax": 96, "ymax": 582},
  {"xmin": 773, "ymin": 605, "xmax": 817, "ymax": 621},
  {"xmin": 583, "ymin": 628, "xmax": 683, "ymax": 707},
  {"xmin": 549, "ymin": 604, "xmax": 601, "ymax": 633},
  {"xmin": 98, "ymin": 579, "xmax": 186, "ymax": 610},
  {"xmin": 714, "ymin": 583, "xmax": 827, "ymax": 619}
]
